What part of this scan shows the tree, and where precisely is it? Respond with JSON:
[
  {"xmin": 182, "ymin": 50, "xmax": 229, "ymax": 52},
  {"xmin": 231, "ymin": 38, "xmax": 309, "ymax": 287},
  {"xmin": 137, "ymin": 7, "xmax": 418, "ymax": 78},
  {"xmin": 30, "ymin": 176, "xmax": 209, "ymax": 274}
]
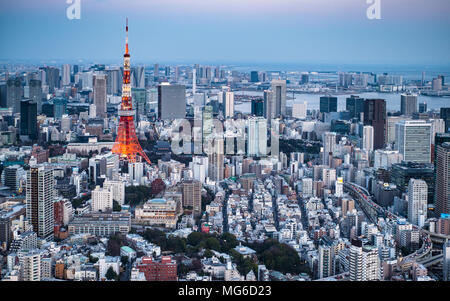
[
  {"xmin": 125, "ymin": 185, "xmax": 152, "ymax": 206},
  {"xmin": 105, "ymin": 266, "xmax": 118, "ymax": 281},
  {"xmin": 89, "ymin": 255, "xmax": 99, "ymax": 264},
  {"xmin": 120, "ymin": 256, "xmax": 129, "ymax": 266},
  {"xmin": 113, "ymin": 200, "xmax": 122, "ymax": 212},
  {"xmin": 204, "ymin": 249, "xmax": 214, "ymax": 258}
]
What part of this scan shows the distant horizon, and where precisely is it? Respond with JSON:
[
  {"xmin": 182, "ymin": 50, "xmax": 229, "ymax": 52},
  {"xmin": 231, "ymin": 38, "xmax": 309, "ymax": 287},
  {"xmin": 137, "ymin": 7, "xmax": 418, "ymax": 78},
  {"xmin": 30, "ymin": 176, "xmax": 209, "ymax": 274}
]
[{"xmin": 1, "ymin": 0, "xmax": 450, "ymax": 67}]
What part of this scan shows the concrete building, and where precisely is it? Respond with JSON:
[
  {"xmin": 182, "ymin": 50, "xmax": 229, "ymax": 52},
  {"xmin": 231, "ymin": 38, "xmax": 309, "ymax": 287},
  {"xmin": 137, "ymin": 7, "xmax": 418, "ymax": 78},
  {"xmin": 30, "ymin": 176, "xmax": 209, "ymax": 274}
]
[
  {"xmin": 395, "ymin": 120, "xmax": 432, "ymax": 163},
  {"xmin": 26, "ymin": 165, "xmax": 54, "ymax": 240},
  {"xmin": 92, "ymin": 185, "xmax": 113, "ymax": 212},
  {"xmin": 407, "ymin": 179, "xmax": 428, "ymax": 227}
]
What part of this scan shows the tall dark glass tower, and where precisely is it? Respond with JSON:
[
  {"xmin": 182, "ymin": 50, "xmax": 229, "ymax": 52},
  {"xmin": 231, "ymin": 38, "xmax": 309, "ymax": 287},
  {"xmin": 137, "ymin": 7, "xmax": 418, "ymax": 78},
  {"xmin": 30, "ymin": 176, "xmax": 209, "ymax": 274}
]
[{"xmin": 364, "ymin": 99, "xmax": 386, "ymax": 150}]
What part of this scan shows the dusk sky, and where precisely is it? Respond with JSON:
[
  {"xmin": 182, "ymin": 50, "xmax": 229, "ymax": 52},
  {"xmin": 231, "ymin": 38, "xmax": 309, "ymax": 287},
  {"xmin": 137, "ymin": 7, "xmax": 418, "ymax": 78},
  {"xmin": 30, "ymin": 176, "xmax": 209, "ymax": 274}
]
[{"xmin": 1, "ymin": 0, "xmax": 450, "ymax": 67}]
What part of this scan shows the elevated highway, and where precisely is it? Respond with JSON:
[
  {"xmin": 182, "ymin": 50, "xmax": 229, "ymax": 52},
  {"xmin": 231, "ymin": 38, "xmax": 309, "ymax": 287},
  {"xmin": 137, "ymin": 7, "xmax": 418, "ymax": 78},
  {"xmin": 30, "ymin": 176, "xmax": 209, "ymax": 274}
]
[{"xmin": 343, "ymin": 182, "xmax": 432, "ymax": 268}]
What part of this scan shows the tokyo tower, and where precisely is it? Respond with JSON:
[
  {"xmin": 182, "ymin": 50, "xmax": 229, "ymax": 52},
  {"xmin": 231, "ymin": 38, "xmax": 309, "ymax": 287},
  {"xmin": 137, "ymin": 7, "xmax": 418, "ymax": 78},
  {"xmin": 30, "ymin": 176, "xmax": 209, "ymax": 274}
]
[{"xmin": 112, "ymin": 18, "xmax": 151, "ymax": 164}]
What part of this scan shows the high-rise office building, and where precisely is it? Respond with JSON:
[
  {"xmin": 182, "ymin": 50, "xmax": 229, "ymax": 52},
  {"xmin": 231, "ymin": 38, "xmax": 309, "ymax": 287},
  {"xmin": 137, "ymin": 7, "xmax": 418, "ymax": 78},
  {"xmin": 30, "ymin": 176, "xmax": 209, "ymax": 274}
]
[
  {"xmin": 339, "ymin": 72, "xmax": 353, "ymax": 88},
  {"xmin": 222, "ymin": 91, "xmax": 234, "ymax": 118},
  {"xmin": 362, "ymin": 125, "xmax": 374, "ymax": 152},
  {"xmin": 93, "ymin": 74, "xmax": 107, "ymax": 118},
  {"xmin": 106, "ymin": 69, "xmax": 120, "ymax": 95},
  {"xmin": 250, "ymin": 71, "xmax": 259, "ymax": 83},
  {"xmin": 247, "ymin": 117, "xmax": 267, "ymax": 157},
  {"xmin": 301, "ymin": 73, "xmax": 309, "ymax": 85},
  {"xmin": 157, "ymin": 83, "xmax": 186, "ymax": 120},
  {"xmin": 132, "ymin": 66, "xmax": 145, "ymax": 88},
  {"xmin": 435, "ymin": 143, "xmax": 450, "ymax": 216},
  {"xmin": 53, "ymin": 97, "xmax": 67, "ymax": 119},
  {"xmin": 364, "ymin": 99, "xmax": 386, "ymax": 150},
  {"xmin": 400, "ymin": 94, "xmax": 418, "ymax": 116},
  {"xmin": 391, "ymin": 162, "xmax": 435, "ymax": 204},
  {"xmin": 62, "ymin": 64, "xmax": 71, "ymax": 86},
  {"xmin": 20, "ymin": 99, "xmax": 38, "ymax": 141},
  {"xmin": 251, "ymin": 99, "xmax": 264, "ymax": 117},
  {"xmin": 29, "ymin": 79, "xmax": 42, "ymax": 114},
  {"xmin": 395, "ymin": 120, "xmax": 431, "ymax": 163},
  {"xmin": 322, "ymin": 132, "xmax": 337, "ymax": 166},
  {"xmin": 26, "ymin": 165, "xmax": 54, "ymax": 240},
  {"xmin": 6, "ymin": 77, "xmax": 23, "ymax": 113},
  {"xmin": 0, "ymin": 82, "xmax": 7, "ymax": 108},
  {"xmin": 182, "ymin": 180, "xmax": 202, "ymax": 217},
  {"xmin": 407, "ymin": 179, "xmax": 428, "ymax": 227},
  {"xmin": 441, "ymin": 108, "xmax": 450, "ymax": 133},
  {"xmin": 320, "ymin": 96, "xmax": 338, "ymax": 113},
  {"xmin": 263, "ymin": 90, "xmax": 275, "ymax": 121},
  {"xmin": 45, "ymin": 66, "xmax": 60, "ymax": 93},
  {"xmin": 154, "ymin": 63, "xmax": 159, "ymax": 80},
  {"xmin": 346, "ymin": 95, "xmax": 364, "ymax": 120},
  {"xmin": 271, "ymin": 80, "xmax": 286, "ymax": 116},
  {"xmin": 132, "ymin": 87, "xmax": 147, "ymax": 120},
  {"xmin": 419, "ymin": 102, "xmax": 427, "ymax": 114}
]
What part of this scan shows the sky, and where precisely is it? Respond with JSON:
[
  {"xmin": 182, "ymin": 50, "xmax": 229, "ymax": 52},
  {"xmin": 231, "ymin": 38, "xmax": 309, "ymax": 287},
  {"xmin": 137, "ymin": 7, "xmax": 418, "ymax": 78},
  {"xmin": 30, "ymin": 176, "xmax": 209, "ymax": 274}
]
[{"xmin": 0, "ymin": 0, "xmax": 449, "ymax": 68}]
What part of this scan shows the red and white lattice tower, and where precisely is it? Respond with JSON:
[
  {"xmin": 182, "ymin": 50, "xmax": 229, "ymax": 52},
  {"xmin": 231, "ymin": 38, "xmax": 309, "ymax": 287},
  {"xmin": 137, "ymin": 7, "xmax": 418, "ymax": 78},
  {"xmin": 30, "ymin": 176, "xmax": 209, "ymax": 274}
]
[{"xmin": 112, "ymin": 18, "xmax": 151, "ymax": 164}]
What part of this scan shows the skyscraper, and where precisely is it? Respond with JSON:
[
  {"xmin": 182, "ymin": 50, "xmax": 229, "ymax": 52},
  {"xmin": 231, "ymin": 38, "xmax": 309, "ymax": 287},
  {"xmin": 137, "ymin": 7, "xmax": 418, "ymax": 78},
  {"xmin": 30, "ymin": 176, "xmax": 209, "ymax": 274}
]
[
  {"xmin": 106, "ymin": 69, "xmax": 120, "ymax": 95},
  {"xmin": 400, "ymin": 94, "xmax": 418, "ymax": 116},
  {"xmin": 6, "ymin": 77, "xmax": 23, "ymax": 113},
  {"xmin": 322, "ymin": 132, "xmax": 337, "ymax": 166},
  {"xmin": 157, "ymin": 83, "xmax": 186, "ymax": 120},
  {"xmin": 222, "ymin": 91, "xmax": 234, "ymax": 118},
  {"xmin": 346, "ymin": 95, "xmax": 364, "ymax": 120},
  {"xmin": 407, "ymin": 179, "xmax": 428, "ymax": 227},
  {"xmin": 435, "ymin": 143, "xmax": 450, "ymax": 216},
  {"xmin": 441, "ymin": 108, "xmax": 450, "ymax": 133},
  {"xmin": 93, "ymin": 74, "xmax": 107, "ymax": 118},
  {"xmin": 29, "ymin": 79, "xmax": 42, "ymax": 114},
  {"xmin": 364, "ymin": 99, "xmax": 386, "ymax": 150},
  {"xmin": 263, "ymin": 90, "xmax": 275, "ymax": 121},
  {"xmin": 250, "ymin": 71, "xmax": 259, "ymax": 82},
  {"xmin": 270, "ymin": 80, "xmax": 286, "ymax": 117},
  {"xmin": 362, "ymin": 125, "xmax": 374, "ymax": 152},
  {"xmin": 320, "ymin": 96, "xmax": 338, "ymax": 113},
  {"xmin": 62, "ymin": 64, "xmax": 71, "ymax": 86},
  {"xmin": 182, "ymin": 180, "xmax": 202, "ymax": 217},
  {"xmin": 20, "ymin": 99, "xmax": 38, "ymax": 141},
  {"xmin": 251, "ymin": 99, "xmax": 264, "ymax": 117},
  {"xmin": 132, "ymin": 88, "xmax": 147, "ymax": 121},
  {"xmin": 26, "ymin": 165, "xmax": 54, "ymax": 240},
  {"xmin": 45, "ymin": 66, "xmax": 60, "ymax": 93},
  {"xmin": 247, "ymin": 117, "xmax": 267, "ymax": 157},
  {"xmin": 207, "ymin": 137, "xmax": 224, "ymax": 183},
  {"xmin": 395, "ymin": 120, "xmax": 431, "ymax": 163},
  {"xmin": 419, "ymin": 102, "xmax": 427, "ymax": 114},
  {"xmin": 0, "ymin": 83, "xmax": 6, "ymax": 108}
]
